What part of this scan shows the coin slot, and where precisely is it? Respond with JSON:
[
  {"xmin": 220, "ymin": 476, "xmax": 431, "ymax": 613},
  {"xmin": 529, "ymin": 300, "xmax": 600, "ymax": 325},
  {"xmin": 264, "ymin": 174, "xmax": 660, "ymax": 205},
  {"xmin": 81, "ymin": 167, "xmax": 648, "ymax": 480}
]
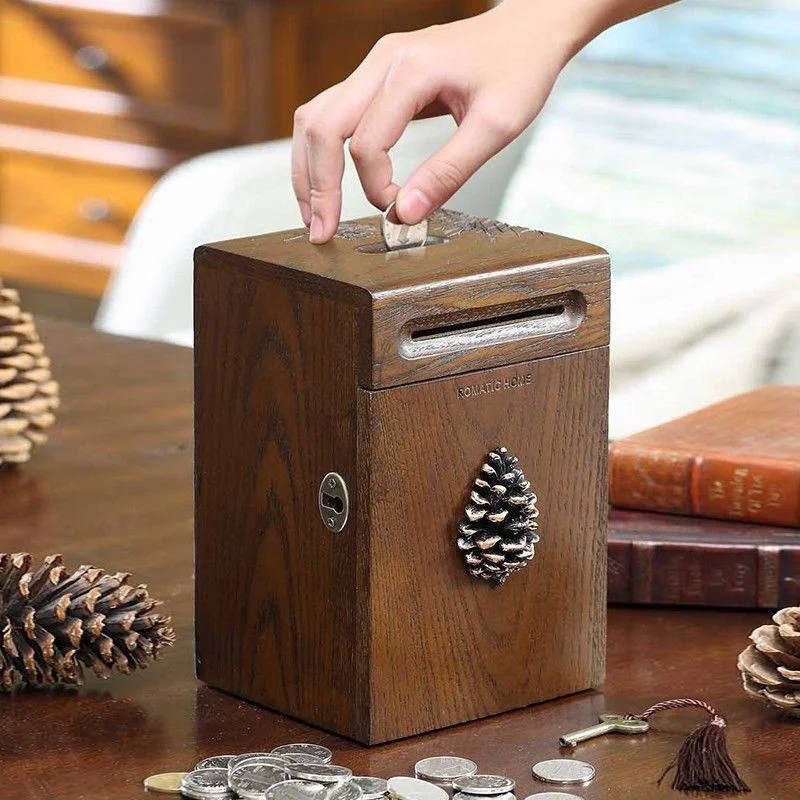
[
  {"xmin": 321, "ymin": 493, "xmax": 344, "ymax": 514},
  {"xmin": 356, "ymin": 235, "xmax": 448, "ymax": 254},
  {"xmin": 410, "ymin": 304, "xmax": 565, "ymax": 341},
  {"xmin": 400, "ymin": 292, "xmax": 586, "ymax": 359}
]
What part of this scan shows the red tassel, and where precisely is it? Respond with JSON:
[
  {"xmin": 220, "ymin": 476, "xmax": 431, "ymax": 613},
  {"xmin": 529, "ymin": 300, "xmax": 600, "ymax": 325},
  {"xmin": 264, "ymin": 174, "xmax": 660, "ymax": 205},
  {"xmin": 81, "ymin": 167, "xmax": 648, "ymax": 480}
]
[{"xmin": 631, "ymin": 698, "xmax": 750, "ymax": 794}]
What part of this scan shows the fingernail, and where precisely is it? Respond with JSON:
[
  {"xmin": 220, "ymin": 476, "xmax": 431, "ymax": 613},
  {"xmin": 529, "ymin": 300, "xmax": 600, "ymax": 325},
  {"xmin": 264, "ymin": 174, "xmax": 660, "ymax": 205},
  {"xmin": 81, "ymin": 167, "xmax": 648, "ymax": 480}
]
[
  {"xmin": 299, "ymin": 200, "xmax": 311, "ymax": 227},
  {"xmin": 397, "ymin": 188, "xmax": 433, "ymax": 224},
  {"xmin": 309, "ymin": 215, "xmax": 325, "ymax": 244}
]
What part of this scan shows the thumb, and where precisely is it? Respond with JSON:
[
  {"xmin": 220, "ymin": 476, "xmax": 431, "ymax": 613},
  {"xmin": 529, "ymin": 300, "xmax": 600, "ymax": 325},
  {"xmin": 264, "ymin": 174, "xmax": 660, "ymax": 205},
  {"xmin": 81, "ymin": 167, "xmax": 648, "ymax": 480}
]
[{"xmin": 394, "ymin": 109, "xmax": 516, "ymax": 224}]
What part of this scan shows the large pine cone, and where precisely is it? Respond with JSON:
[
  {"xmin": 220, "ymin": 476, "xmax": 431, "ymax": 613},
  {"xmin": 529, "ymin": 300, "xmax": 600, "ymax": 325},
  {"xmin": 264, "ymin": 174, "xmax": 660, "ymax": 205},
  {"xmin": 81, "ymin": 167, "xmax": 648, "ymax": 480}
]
[
  {"xmin": 0, "ymin": 282, "xmax": 59, "ymax": 466},
  {"xmin": 0, "ymin": 553, "xmax": 175, "ymax": 691},
  {"xmin": 738, "ymin": 607, "xmax": 800, "ymax": 716},
  {"xmin": 457, "ymin": 447, "xmax": 540, "ymax": 585}
]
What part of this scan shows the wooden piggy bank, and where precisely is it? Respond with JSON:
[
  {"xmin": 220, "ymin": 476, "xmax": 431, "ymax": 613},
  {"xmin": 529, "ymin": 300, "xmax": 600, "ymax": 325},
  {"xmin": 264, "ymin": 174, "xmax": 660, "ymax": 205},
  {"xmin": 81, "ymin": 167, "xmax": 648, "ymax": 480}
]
[{"xmin": 194, "ymin": 211, "xmax": 610, "ymax": 744}]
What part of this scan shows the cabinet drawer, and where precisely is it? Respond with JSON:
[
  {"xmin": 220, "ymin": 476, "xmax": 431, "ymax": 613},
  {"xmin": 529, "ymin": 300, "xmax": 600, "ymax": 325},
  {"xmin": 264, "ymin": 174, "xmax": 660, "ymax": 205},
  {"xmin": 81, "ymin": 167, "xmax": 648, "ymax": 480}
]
[
  {"xmin": 1, "ymin": 151, "xmax": 156, "ymax": 245},
  {"xmin": 0, "ymin": 243, "xmax": 114, "ymax": 298},
  {"xmin": 0, "ymin": 2, "xmax": 234, "ymax": 133}
]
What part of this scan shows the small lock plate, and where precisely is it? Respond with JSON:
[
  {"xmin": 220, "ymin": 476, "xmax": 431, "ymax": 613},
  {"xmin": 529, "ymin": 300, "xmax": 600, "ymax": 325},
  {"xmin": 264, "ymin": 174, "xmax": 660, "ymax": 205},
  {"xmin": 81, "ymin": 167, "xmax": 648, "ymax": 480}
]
[{"xmin": 319, "ymin": 472, "xmax": 349, "ymax": 532}]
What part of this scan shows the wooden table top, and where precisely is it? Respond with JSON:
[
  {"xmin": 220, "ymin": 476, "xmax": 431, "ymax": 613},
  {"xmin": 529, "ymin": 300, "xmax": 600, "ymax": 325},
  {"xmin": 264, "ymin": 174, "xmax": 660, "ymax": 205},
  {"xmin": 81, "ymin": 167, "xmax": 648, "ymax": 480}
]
[{"xmin": 0, "ymin": 319, "xmax": 795, "ymax": 800}]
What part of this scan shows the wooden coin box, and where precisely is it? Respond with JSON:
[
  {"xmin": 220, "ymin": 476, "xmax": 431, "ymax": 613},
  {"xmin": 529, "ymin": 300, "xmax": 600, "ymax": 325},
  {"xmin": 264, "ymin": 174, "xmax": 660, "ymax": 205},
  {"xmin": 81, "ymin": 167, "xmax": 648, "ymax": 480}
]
[{"xmin": 194, "ymin": 212, "xmax": 610, "ymax": 744}]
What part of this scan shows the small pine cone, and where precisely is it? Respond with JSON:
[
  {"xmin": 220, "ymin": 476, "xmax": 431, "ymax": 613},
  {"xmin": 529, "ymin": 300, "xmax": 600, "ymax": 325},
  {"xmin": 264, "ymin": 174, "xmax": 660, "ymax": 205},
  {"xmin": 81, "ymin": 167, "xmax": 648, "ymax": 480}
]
[
  {"xmin": 0, "ymin": 553, "xmax": 176, "ymax": 691},
  {"xmin": 738, "ymin": 607, "xmax": 800, "ymax": 716},
  {"xmin": 457, "ymin": 446, "xmax": 540, "ymax": 585},
  {"xmin": 0, "ymin": 281, "xmax": 59, "ymax": 467}
]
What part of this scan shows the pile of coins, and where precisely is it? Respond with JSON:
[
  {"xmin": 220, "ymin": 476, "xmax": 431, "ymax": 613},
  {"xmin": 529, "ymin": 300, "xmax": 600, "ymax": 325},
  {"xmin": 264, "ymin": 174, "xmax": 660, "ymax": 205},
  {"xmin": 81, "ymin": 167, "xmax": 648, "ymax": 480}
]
[
  {"xmin": 144, "ymin": 743, "xmax": 594, "ymax": 800},
  {"xmin": 144, "ymin": 743, "xmax": 384, "ymax": 800}
]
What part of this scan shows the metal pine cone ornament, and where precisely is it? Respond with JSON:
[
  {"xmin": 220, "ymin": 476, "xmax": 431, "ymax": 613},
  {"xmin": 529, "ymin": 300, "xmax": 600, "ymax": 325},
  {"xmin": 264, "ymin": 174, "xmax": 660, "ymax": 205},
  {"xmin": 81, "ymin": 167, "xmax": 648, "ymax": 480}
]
[
  {"xmin": 0, "ymin": 553, "xmax": 175, "ymax": 691},
  {"xmin": 738, "ymin": 606, "xmax": 800, "ymax": 716},
  {"xmin": 457, "ymin": 446, "xmax": 540, "ymax": 585},
  {"xmin": 0, "ymin": 281, "xmax": 59, "ymax": 466}
]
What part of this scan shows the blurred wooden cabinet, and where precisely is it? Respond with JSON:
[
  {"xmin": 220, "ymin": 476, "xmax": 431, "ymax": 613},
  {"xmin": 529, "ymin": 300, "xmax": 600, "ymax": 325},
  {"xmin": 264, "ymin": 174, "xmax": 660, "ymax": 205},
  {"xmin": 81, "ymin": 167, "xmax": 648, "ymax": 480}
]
[{"xmin": 0, "ymin": 0, "xmax": 489, "ymax": 300}]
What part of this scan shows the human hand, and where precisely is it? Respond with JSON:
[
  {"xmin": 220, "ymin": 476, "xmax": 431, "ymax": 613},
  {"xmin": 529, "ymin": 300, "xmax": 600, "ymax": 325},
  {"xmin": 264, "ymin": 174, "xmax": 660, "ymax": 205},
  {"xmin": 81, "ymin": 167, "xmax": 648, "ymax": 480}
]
[{"xmin": 292, "ymin": 0, "xmax": 583, "ymax": 243}]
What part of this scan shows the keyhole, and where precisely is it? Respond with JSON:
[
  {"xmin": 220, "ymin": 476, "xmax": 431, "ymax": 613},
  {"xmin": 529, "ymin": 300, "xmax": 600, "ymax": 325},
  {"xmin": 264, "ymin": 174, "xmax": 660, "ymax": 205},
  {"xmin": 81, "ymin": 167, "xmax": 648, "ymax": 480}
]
[
  {"xmin": 321, "ymin": 493, "xmax": 344, "ymax": 514},
  {"xmin": 319, "ymin": 472, "xmax": 349, "ymax": 532}
]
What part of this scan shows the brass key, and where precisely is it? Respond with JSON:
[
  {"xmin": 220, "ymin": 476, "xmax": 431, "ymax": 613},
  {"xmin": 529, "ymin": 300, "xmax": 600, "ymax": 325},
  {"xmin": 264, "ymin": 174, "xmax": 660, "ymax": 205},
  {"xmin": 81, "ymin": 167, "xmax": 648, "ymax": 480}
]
[{"xmin": 559, "ymin": 713, "xmax": 649, "ymax": 747}]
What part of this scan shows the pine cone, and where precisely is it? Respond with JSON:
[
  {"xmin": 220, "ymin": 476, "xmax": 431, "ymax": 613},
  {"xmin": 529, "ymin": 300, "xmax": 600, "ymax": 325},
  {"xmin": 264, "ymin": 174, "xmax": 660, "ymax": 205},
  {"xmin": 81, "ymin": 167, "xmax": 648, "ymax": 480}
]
[
  {"xmin": 738, "ymin": 607, "xmax": 800, "ymax": 716},
  {"xmin": 0, "ymin": 281, "xmax": 59, "ymax": 466},
  {"xmin": 0, "ymin": 553, "xmax": 176, "ymax": 691},
  {"xmin": 457, "ymin": 446, "xmax": 540, "ymax": 585}
]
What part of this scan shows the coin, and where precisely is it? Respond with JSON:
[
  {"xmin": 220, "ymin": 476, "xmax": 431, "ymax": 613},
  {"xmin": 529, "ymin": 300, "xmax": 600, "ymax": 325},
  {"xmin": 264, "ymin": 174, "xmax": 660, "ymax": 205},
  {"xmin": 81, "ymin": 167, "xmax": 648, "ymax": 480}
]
[
  {"xmin": 229, "ymin": 753, "xmax": 289, "ymax": 775},
  {"xmin": 279, "ymin": 754, "xmax": 326, "ymax": 764},
  {"xmin": 352, "ymin": 777, "xmax": 389, "ymax": 800},
  {"xmin": 180, "ymin": 768, "xmax": 231, "ymax": 796},
  {"xmin": 237, "ymin": 755, "xmax": 296, "ymax": 771},
  {"xmin": 230, "ymin": 763, "xmax": 292, "ymax": 795},
  {"xmin": 454, "ymin": 793, "xmax": 515, "ymax": 800},
  {"xmin": 266, "ymin": 779, "xmax": 328, "ymax": 800},
  {"xmin": 531, "ymin": 760, "xmax": 595, "ymax": 786},
  {"xmin": 415, "ymin": 757, "xmax": 478, "ymax": 787},
  {"xmin": 523, "ymin": 794, "xmax": 585, "ymax": 800},
  {"xmin": 387, "ymin": 776, "xmax": 450, "ymax": 800},
  {"xmin": 180, "ymin": 788, "xmax": 235, "ymax": 800},
  {"xmin": 381, "ymin": 202, "xmax": 428, "ymax": 251},
  {"xmin": 328, "ymin": 781, "xmax": 365, "ymax": 800},
  {"xmin": 273, "ymin": 743, "xmax": 333, "ymax": 764},
  {"xmin": 289, "ymin": 763, "xmax": 353, "ymax": 784},
  {"xmin": 453, "ymin": 775, "xmax": 515, "ymax": 795},
  {"xmin": 143, "ymin": 772, "xmax": 186, "ymax": 794},
  {"xmin": 195, "ymin": 756, "xmax": 237, "ymax": 771}
]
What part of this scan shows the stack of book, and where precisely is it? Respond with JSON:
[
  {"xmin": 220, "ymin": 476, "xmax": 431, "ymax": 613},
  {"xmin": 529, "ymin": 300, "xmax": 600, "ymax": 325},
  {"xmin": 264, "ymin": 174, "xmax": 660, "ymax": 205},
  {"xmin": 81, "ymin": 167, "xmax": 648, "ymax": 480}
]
[{"xmin": 607, "ymin": 385, "xmax": 800, "ymax": 608}]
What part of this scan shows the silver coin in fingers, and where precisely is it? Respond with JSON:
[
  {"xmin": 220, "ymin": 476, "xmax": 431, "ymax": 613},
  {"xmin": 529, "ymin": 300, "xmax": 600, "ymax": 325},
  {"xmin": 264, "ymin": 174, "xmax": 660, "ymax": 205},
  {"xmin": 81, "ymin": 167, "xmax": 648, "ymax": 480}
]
[{"xmin": 381, "ymin": 202, "xmax": 428, "ymax": 251}]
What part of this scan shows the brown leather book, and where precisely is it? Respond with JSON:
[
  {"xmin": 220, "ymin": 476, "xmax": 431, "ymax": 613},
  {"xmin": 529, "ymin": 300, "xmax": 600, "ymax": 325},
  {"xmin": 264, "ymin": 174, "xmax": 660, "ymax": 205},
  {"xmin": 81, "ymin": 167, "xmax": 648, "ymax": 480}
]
[
  {"xmin": 609, "ymin": 386, "xmax": 800, "ymax": 527},
  {"xmin": 608, "ymin": 508, "xmax": 800, "ymax": 608}
]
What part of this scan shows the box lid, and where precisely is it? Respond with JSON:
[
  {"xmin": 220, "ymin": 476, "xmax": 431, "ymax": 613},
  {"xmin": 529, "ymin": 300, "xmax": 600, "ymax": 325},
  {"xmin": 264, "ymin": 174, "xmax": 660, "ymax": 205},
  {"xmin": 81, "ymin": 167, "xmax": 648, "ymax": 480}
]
[{"xmin": 199, "ymin": 210, "xmax": 610, "ymax": 389}]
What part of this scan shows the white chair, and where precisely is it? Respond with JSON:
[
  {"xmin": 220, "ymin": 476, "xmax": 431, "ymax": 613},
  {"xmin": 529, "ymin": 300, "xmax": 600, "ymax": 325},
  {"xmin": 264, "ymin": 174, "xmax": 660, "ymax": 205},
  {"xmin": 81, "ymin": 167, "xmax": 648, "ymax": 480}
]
[{"xmin": 95, "ymin": 117, "xmax": 532, "ymax": 346}]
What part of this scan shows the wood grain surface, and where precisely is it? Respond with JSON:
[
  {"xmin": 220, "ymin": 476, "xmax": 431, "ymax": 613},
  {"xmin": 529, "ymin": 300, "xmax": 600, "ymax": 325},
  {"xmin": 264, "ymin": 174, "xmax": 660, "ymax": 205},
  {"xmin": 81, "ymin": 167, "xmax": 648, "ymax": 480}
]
[
  {"xmin": 196, "ymin": 220, "xmax": 609, "ymax": 742},
  {"xmin": 362, "ymin": 350, "xmax": 608, "ymax": 741},
  {"xmin": 194, "ymin": 251, "xmax": 369, "ymax": 739},
  {"xmin": 0, "ymin": 320, "xmax": 797, "ymax": 798},
  {"xmin": 203, "ymin": 213, "xmax": 610, "ymax": 388}
]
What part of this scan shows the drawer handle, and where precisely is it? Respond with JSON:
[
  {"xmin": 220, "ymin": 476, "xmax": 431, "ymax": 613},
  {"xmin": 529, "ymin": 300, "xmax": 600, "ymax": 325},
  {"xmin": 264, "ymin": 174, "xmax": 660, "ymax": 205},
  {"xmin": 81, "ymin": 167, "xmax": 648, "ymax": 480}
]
[
  {"xmin": 78, "ymin": 198, "xmax": 112, "ymax": 223},
  {"xmin": 74, "ymin": 45, "xmax": 109, "ymax": 72}
]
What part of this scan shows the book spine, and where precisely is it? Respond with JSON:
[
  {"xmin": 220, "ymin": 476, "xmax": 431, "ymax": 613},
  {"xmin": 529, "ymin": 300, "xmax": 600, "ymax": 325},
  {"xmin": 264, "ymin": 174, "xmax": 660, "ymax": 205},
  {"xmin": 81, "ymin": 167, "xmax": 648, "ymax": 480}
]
[
  {"xmin": 608, "ymin": 443, "xmax": 695, "ymax": 515},
  {"xmin": 607, "ymin": 538, "xmax": 800, "ymax": 608},
  {"xmin": 609, "ymin": 443, "xmax": 800, "ymax": 527},
  {"xmin": 692, "ymin": 453, "xmax": 800, "ymax": 527}
]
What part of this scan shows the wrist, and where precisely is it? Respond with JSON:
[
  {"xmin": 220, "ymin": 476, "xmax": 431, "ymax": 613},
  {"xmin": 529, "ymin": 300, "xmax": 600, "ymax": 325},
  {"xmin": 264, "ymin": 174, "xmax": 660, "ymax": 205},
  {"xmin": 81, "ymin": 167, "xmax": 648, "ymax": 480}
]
[
  {"xmin": 489, "ymin": 0, "xmax": 676, "ymax": 66},
  {"xmin": 487, "ymin": 0, "xmax": 599, "ymax": 70}
]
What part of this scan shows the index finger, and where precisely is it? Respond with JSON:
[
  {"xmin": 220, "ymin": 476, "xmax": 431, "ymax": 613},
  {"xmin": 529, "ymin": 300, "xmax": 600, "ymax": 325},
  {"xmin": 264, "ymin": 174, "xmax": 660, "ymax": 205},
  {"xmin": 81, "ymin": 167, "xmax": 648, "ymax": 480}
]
[{"xmin": 348, "ymin": 71, "xmax": 438, "ymax": 212}]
